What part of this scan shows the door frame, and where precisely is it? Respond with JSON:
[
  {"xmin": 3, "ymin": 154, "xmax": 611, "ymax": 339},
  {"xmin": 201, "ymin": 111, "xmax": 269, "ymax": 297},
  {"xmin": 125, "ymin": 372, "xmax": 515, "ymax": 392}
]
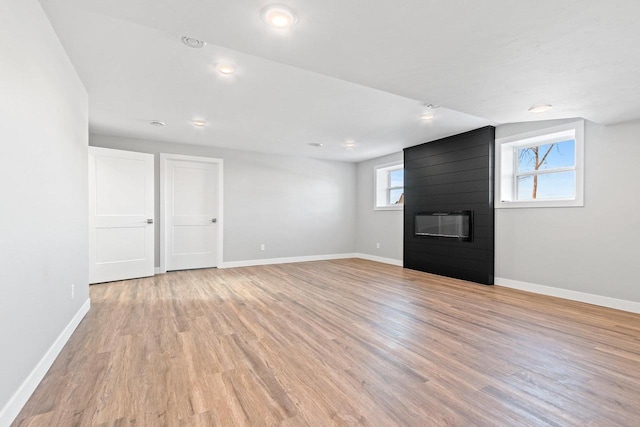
[{"xmin": 159, "ymin": 153, "xmax": 224, "ymax": 274}]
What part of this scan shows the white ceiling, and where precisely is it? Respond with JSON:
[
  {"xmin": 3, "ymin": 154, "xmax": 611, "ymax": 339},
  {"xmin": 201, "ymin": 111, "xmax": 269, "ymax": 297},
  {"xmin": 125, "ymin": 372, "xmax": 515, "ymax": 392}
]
[{"xmin": 40, "ymin": 0, "xmax": 640, "ymax": 162}]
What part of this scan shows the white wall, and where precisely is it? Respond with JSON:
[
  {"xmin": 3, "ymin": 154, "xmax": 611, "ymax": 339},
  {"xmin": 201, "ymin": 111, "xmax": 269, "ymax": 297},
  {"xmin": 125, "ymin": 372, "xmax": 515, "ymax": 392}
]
[
  {"xmin": 90, "ymin": 134, "xmax": 357, "ymax": 265},
  {"xmin": 356, "ymin": 152, "xmax": 404, "ymax": 262},
  {"xmin": 0, "ymin": 0, "xmax": 89, "ymax": 424},
  {"xmin": 495, "ymin": 119, "xmax": 640, "ymax": 305}
]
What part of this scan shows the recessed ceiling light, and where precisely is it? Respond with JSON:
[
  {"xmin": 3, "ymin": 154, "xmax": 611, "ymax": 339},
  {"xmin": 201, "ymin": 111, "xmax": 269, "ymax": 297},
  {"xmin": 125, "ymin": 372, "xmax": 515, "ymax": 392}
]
[
  {"xmin": 343, "ymin": 140, "xmax": 356, "ymax": 150},
  {"xmin": 528, "ymin": 104, "xmax": 553, "ymax": 113},
  {"xmin": 261, "ymin": 4, "xmax": 298, "ymax": 29},
  {"xmin": 307, "ymin": 142, "xmax": 323, "ymax": 148},
  {"xmin": 150, "ymin": 120, "xmax": 166, "ymax": 126},
  {"xmin": 421, "ymin": 103, "xmax": 439, "ymax": 120},
  {"xmin": 181, "ymin": 36, "xmax": 206, "ymax": 48},
  {"xmin": 192, "ymin": 120, "xmax": 207, "ymax": 127},
  {"xmin": 216, "ymin": 62, "xmax": 235, "ymax": 75}
]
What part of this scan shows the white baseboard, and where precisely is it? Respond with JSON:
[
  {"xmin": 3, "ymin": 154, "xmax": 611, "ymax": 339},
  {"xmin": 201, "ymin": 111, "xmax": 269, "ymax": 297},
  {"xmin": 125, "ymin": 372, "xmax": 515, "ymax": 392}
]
[
  {"xmin": 154, "ymin": 267, "xmax": 162, "ymax": 275},
  {"xmin": 220, "ymin": 253, "xmax": 358, "ymax": 269},
  {"xmin": 354, "ymin": 253, "xmax": 403, "ymax": 267},
  {"xmin": 219, "ymin": 253, "xmax": 404, "ymax": 269},
  {"xmin": 495, "ymin": 277, "xmax": 640, "ymax": 314},
  {"xmin": 0, "ymin": 298, "xmax": 90, "ymax": 426}
]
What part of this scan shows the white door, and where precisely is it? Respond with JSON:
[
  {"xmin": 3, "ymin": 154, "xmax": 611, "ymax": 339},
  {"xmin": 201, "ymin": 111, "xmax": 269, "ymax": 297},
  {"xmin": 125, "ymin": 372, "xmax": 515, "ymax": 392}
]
[
  {"xmin": 163, "ymin": 155, "xmax": 222, "ymax": 271},
  {"xmin": 89, "ymin": 147, "xmax": 154, "ymax": 284}
]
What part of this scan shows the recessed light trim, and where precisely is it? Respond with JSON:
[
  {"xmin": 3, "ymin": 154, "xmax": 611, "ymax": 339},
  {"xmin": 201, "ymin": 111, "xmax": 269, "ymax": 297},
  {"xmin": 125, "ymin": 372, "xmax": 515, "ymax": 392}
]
[
  {"xmin": 343, "ymin": 140, "xmax": 357, "ymax": 150},
  {"xmin": 192, "ymin": 120, "xmax": 207, "ymax": 127},
  {"xmin": 307, "ymin": 142, "xmax": 323, "ymax": 148},
  {"xmin": 150, "ymin": 120, "xmax": 166, "ymax": 126},
  {"xmin": 261, "ymin": 4, "xmax": 298, "ymax": 29},
  {"xmin": 181, "ymin": 36, "xmax": 206, "ymax": 48},
  {"xmin": 528, "ymin": 104, "xmax": 553, "ymax": 114},
  {"xmin": 421, "ymin": 103, "xmax": 439, "ymax": 120},
  {"xmin": 216, "ymin": 62, "xmax": 235, "ymax": 75}
]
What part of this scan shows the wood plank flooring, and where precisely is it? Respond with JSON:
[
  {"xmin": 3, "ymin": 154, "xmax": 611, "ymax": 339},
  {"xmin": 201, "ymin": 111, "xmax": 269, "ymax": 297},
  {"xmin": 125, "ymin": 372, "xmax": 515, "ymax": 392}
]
[{"xmin": 12, "ymin": 259, "xmax": 640, "ymax": 426}]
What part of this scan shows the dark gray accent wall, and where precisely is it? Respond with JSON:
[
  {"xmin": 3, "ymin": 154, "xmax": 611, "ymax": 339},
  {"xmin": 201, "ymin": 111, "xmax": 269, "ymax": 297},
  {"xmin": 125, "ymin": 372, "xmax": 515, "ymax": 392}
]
[{"xmin": 403, "ymin": 126, "xmax": 495, "ymax": 285}]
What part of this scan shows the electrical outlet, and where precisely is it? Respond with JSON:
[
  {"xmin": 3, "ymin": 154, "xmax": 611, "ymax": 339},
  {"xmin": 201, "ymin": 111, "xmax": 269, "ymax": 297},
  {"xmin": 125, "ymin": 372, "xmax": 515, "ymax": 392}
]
[
  {"xmin": 71, "ymin": 284, "xmax": 75, "ymax": 299},
  {"xmin": 376, "ymin": 242, "xmax": 380, "ymax": 249},
  {"xmin": 260, "ymin": 243, "xmax": 266, "ymax": 251}
]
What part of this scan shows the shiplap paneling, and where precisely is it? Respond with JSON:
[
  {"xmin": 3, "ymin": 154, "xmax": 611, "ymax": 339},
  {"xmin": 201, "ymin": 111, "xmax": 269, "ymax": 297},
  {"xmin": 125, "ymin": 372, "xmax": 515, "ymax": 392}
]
[{"xmin": 404, "ymin": 126, "xmax": 495, "ymax": 285}]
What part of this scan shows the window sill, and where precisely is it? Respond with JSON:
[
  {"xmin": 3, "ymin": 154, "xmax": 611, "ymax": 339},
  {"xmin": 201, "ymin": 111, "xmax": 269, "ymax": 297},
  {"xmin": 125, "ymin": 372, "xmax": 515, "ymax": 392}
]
[
  {"xmin": 374, "ymin": 205, "xmax": 404, "ymax": 211},
  {"xmin": 496, "ymin": 199, "xmax": 583, "ymax": 209}
]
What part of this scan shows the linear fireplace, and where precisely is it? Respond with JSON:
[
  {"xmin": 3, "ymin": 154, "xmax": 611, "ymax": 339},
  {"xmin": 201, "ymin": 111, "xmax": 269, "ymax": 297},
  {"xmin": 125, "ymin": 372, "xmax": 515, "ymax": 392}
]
[{"xmin": 415, "ymin": 211, "xmax": 472, "ymax": 241}]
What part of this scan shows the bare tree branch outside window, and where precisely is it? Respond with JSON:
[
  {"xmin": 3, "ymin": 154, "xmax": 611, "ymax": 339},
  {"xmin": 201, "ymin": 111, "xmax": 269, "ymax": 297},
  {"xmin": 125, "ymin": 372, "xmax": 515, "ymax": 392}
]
[{"xmin": 518, "ymin": 144, "xmax": 558, "ymax": 199}]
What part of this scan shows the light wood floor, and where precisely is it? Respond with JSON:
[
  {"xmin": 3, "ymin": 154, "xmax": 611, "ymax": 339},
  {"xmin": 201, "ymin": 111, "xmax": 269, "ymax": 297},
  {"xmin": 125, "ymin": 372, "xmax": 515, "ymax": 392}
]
[{"xmin": 12, "ymin": 259, "xmax": 640, "ymax": 426}]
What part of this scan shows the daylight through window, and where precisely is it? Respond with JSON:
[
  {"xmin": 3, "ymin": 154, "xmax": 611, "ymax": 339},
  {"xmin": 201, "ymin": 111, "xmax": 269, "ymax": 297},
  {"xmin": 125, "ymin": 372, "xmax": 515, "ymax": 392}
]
[
  {"xmin": 516, "ymin": 139, "xmax": 575, "ymax": 200},
  {"xmin": 496, "ymin": 121, "xmax": 584, "ymax": 208},
  {"xmin": 375, "ymin": 162, "xmax": 404, "ymax": 209}
]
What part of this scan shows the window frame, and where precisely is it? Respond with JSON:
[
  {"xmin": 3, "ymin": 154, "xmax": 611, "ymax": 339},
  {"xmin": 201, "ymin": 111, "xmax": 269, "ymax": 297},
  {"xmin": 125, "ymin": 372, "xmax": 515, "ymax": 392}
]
[
  {"xmin": 496, "ymin": 120, "xmax": 585, "ymax": 209},
  {"xmin": 374, "ymin": 161, "xmax": 404, "ymax": 210}
]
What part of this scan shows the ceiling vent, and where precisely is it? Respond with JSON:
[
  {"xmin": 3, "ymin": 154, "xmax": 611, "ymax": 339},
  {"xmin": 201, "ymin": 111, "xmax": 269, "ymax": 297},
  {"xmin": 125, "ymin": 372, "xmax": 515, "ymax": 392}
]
[{"xmin": 181, "ymin": 36, "xmax": 206, "ymax": 48}]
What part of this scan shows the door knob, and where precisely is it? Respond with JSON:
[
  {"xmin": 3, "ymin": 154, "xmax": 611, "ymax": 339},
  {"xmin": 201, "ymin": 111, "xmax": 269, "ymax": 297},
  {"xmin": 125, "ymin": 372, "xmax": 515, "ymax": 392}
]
[
  {"xmin": 147, "ymin": 219, "xmax": 154, "ymax": 224},
  {"xmin": 211, "ymin": 218, "xmax": 217, "ymax": 223}
]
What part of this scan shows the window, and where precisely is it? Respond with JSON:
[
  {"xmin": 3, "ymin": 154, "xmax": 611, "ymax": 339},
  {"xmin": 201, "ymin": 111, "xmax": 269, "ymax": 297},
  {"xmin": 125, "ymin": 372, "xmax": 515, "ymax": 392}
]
[
  {"xmin": 496, "ymin": 120, "xmax": 584, "ymax": 208},
  {"xmin": 375, "ymin": 162, "xmax": 404, "ymax": 210}
]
